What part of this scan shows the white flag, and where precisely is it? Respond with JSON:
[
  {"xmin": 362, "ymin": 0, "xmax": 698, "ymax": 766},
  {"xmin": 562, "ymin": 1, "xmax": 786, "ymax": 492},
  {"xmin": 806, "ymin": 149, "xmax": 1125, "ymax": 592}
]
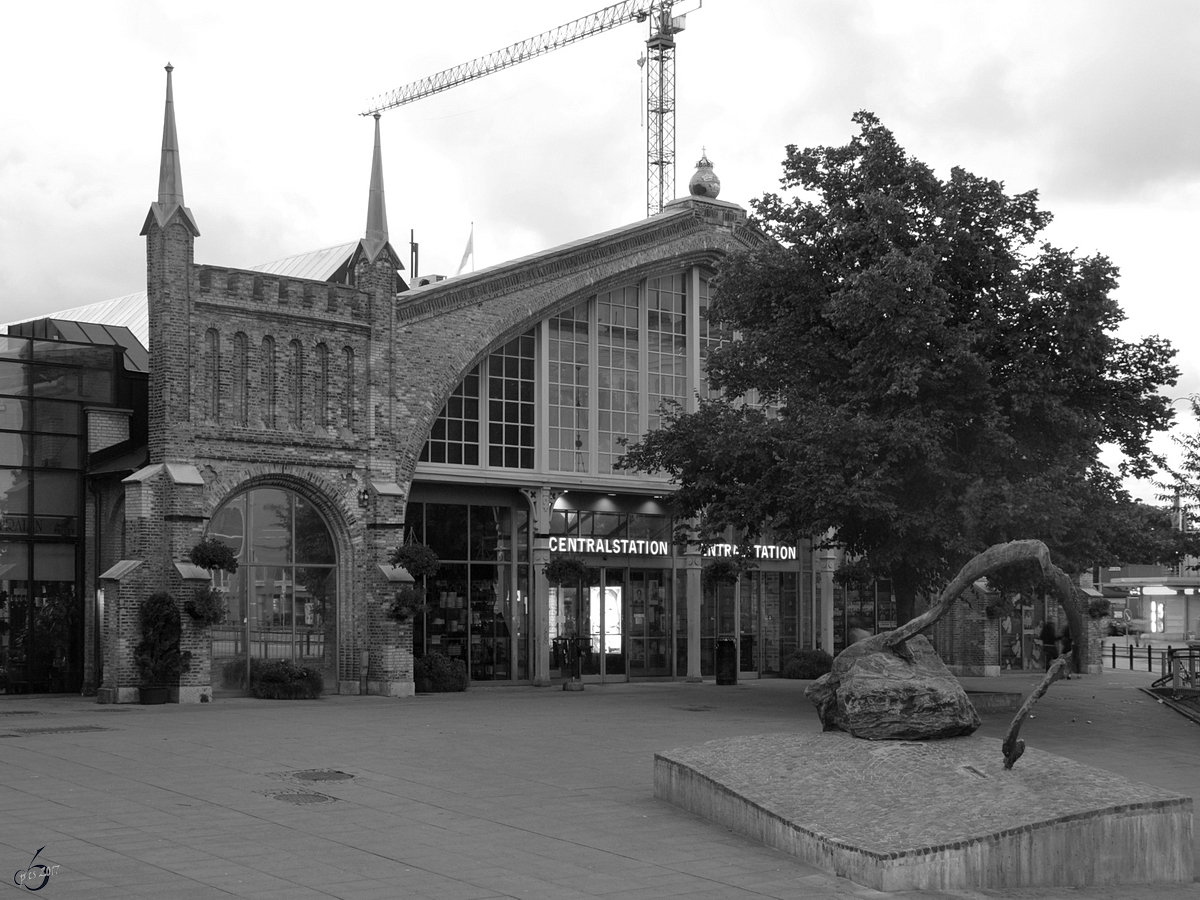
[{"xmin": 455, "ymin": 224, "xmax": 474, "ymax": 275}]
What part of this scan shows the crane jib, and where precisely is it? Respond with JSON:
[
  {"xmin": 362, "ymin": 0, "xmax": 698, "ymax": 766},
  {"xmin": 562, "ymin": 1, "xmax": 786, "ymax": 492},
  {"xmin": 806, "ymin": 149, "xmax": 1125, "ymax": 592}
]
[{"xmin": 362, "ymin": 0, "xmax": 688, "ymax": 217}]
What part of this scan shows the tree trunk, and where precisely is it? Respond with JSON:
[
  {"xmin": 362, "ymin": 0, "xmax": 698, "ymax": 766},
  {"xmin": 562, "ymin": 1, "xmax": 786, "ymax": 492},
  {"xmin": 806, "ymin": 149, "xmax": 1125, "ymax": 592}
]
[{"xmin": 890, "ymin": 565, "xmax": 921, "ymax": 628}]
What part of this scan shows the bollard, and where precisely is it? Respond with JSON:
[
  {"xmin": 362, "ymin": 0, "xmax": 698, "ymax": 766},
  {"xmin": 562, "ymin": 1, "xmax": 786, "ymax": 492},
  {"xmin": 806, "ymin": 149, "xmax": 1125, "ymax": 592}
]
[
  {"xmin": 1128, "ymin": 644, "xmax": 1134, "ymax": 670},
  {"xmin": 1111, "ymin": 643, "xmax": 1117, "ymax": 669}
]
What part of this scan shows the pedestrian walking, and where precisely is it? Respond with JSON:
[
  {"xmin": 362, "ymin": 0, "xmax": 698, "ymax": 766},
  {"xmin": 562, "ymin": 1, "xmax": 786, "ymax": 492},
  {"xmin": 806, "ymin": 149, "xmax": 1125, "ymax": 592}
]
[
  {"xmin": 1059, "ymin": 620, "xmax": 1073, "ymax": 679},
  {"xmin": 1039, "ymin": 619, "xmax": 1058, "ymax": 671}
]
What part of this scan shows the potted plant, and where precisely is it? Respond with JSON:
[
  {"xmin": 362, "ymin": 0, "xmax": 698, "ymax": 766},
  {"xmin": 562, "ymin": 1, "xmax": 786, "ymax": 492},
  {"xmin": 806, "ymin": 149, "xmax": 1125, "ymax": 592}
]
[{"xmin": 134, "ymin": 592, "xmax": 191, "ymax": 704}]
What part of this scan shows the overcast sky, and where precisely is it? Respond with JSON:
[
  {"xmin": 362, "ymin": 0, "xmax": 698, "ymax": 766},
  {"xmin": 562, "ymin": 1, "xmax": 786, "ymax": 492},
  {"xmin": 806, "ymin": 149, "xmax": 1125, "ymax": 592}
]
[{"xmin": 1, "ymin": 0, "xmax": 1197, "ymax": 499}]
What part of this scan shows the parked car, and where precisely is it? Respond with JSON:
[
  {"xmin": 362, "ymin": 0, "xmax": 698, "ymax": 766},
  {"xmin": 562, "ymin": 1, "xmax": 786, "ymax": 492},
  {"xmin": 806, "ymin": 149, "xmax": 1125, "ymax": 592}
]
[{"xmin": 1108, "ymin": 608, "xmax": 1135, "ymax": 636}]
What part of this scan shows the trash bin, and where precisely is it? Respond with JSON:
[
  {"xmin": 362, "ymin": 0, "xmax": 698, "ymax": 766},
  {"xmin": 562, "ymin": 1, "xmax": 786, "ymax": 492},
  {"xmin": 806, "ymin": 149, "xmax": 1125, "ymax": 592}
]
[{"xmin": 715, "ymin": 638, "xmax": 737, "ymax": 685}]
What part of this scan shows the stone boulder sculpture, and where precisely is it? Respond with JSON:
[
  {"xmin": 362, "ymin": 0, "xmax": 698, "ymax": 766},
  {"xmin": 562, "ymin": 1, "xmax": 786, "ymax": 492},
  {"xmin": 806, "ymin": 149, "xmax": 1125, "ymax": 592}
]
[
  {"xmin": 806, "ymin": 539, "xmax": 1085, "ymax": 741},
  {"xmin": 806, "ymin": 632, "xmax": 980, "ymax": 739}
]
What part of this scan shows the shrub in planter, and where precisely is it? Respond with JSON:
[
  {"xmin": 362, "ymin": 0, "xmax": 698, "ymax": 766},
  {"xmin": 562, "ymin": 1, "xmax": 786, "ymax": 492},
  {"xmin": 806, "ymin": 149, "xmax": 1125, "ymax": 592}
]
[
  {"xmin": 413, "ymin": 654, "xmax": 469, "ymax": 693},
  {"xmin": 247, "ymin": 659, "xmax": 324, "ymax": 699},
  {"xmin": 184, "ymin": 585, "xmax": 228, "ymax": 627},
  {"xmin": 388, "ymin": 586, "xmax": 429, "ymax": 623},
  {"xmin": 780, "ymin": 648, "xmax": 834, "ymax": 680},
  {"xmin": 135, "ymin": 592, "xmax": 191, "ymax": 702},
  {"xmin": 1088, "ymin": 597, "xmax": 1112, "ymax": 619}
]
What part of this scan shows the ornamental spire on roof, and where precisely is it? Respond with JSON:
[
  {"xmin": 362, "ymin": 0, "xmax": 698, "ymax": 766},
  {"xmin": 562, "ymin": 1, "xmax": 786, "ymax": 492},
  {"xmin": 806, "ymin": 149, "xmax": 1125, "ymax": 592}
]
[
  {"xmin": 158, "ymin": 63, "xmax": 185, "ymax": 207},
  {"xmin": 141, "ymin": 63, "xmax": 199, "ymax": 236},
  {"xmin": 361, "ymin": 113, "xmax": 390, "ymax": 263}
]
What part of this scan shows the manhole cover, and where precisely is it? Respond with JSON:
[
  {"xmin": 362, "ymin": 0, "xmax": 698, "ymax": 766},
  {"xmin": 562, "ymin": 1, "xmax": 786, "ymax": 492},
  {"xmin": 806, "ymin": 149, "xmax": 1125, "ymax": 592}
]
[
  {"xmin": 15, "ymin": 726, "xmax": 112, "ymax": 735},
  {"xmin": 291, "ymin": 769, "xmax": 353, "ymax": 782},
  {"xmin": 0, "ymin": 734, "xmax": 21, "ymax": 739},
  {"xmin": 674, "ymin": 705, "xmax": 715, "ymax": 712},
  {"xmin": 272, "ymin": 791, "xmax": 336, "ymax": 805},
  {"xmin": 0, "ymin": 711, "xmax": 41, "ymax": 716}
]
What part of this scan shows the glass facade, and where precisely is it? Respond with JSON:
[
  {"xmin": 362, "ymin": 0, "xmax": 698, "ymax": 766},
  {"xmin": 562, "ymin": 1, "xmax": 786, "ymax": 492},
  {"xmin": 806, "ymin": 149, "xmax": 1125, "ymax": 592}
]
[
  {"xmin": 420, "ymin": 268, "xmax": 723, "ymax": 477},
  {"xmin": 0, "ymin": 335, "xmax": 122, "ymax": 694},
  {"xmin": 597, "ymin": 286, "xmax": 640, "ymax": 474},
  {"xmin": 832, "ymin": 580, "xmax": 897, "ymax": 655},
  {"xmin": 207, "ymin": 488, "xmax": 338, "ymax": 692},
  {"xmin": 406, "ymin": 500, "xmax": 530, "ymax": 681},
  {"xmin": 548, "ymin": 305, "xmax": 590, "ymax": 473},
  {"xmin": 699, "ymin": 543, "xmax": 813, "ymax": 677},
  {"xmin": 421, "ymin": 332, "xmax": 536, "ymax": 469}
]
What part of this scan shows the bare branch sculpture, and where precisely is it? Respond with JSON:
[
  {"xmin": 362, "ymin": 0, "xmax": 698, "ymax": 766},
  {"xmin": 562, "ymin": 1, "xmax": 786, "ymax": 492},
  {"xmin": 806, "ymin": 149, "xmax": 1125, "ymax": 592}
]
[
  {"xmin": 882, "ymin": 540, "xmax": 1084, "ymax": 673},
  {"xmin": 1002, "ymin": 656, "xmax": 1069, "ymax": 768}
]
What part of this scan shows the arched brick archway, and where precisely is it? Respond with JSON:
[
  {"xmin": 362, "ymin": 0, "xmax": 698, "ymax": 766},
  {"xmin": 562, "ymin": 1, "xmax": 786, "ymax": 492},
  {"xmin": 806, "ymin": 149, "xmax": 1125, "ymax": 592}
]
[{"xmin": 202, "ymin": 473, "xmax": 355, "ymax": 695}]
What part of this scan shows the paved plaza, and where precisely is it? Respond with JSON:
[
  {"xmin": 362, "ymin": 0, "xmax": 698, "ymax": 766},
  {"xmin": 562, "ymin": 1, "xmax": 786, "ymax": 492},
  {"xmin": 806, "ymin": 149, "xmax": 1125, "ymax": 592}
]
[{"xmin": 1, "ymin": 665, "xmax": 1197, "ymax": 899}]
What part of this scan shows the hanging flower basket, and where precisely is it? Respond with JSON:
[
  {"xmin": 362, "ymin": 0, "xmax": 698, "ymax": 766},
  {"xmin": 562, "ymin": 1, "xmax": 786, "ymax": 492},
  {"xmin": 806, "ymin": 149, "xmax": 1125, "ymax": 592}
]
[
  {"xmin": 388, "ymin": 541, "xmax": 440, "ymax": 580},
  {"xmin": 702, "ymin": 559, "xmax": 740, "ymax": 588},
  {"xmin": 189, "ymin": 537, "xmax": 239, "ymax": 574},
  {"xmin": 389, "ymin": 586, "xmax": 430, "ymax": 622},
  {"xmin": 543, "ymin": 556, "xmax": 595, "ymax": 586},
  {"xmin": 184, "ymin": 585, "xmax": 228, "ymax": 627}
]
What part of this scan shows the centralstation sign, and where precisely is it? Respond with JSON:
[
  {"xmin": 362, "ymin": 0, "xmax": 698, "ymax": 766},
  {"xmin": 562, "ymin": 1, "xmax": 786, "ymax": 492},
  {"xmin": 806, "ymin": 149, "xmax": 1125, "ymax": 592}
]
[{"xmin": 546, "ymin": 537, "xmax": 797, "ymax": 560}]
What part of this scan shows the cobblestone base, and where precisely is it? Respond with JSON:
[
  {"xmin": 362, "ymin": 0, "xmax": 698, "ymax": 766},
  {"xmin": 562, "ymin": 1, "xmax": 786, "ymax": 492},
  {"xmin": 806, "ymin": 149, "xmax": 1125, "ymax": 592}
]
[{"xmin": 654, "ymin": 732, "xmax": 1193, "ymax": 891}]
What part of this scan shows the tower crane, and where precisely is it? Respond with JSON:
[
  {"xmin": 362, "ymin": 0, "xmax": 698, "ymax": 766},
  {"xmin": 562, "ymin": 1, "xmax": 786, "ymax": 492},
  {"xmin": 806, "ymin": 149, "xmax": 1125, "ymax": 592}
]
[{"xmin": 362, "ymin": 1, "xmax": 693, "ymax": 217}]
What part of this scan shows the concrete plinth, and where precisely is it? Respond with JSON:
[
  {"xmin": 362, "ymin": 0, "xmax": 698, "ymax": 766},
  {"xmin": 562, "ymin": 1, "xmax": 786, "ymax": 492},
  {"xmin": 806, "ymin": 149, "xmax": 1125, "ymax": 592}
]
[{"xmin": 654, "ymin": 732, "xmax": 1192, "ymax": 892}]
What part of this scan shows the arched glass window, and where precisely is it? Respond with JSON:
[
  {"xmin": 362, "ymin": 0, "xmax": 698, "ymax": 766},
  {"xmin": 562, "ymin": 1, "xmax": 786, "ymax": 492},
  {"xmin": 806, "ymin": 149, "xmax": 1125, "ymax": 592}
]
[{"xmin": 206, "ymin": 487, "xmax": 338, "ymax": 693}]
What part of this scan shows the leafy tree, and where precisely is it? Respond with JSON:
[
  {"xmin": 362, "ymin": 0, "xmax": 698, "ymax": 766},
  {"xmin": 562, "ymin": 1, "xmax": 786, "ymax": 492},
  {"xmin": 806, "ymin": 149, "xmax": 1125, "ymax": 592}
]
[
  {"xmin": 622, "ymin": 111, "xmax": 1179, "ymax": 622},
  {"xmin": 1155, "ymin": 395, "xmax": 1200, "ymax": 566}
]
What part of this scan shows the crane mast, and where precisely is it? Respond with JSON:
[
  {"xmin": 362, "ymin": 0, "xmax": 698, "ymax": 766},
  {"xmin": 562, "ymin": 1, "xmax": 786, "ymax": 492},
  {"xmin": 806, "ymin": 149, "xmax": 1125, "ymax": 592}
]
[{"xmin": 362, "ymin": 1, "xmax": 689, "ymax": 217}]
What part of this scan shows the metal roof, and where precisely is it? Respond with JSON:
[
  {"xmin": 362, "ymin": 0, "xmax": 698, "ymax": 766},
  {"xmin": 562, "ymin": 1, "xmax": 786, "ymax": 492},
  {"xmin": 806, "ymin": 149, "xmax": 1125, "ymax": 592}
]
[
  {"xmin": 2, "ymin": 305, "xmax": 149, "ymax": 374},
  {"xmin": 5, "ymin": 292, "xmax": 151, "ymax": 355},
  {"xmin": 249, "ymin": 241, "xmax": 359, "ymax": 281}
]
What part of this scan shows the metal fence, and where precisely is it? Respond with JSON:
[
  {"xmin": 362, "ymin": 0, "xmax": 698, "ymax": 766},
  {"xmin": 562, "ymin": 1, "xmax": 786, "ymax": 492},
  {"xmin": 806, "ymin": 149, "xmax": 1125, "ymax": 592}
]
[{"xmin": 1101, "ymin": 641, "xmax": 1200, "ymax": 684}]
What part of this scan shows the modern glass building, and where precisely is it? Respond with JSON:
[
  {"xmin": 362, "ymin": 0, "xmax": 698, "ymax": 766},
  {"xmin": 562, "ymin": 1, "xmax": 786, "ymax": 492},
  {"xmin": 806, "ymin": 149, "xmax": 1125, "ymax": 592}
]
[{"xmin": 0, "ymin": 329, "xmax": 145, "ymax": 694}]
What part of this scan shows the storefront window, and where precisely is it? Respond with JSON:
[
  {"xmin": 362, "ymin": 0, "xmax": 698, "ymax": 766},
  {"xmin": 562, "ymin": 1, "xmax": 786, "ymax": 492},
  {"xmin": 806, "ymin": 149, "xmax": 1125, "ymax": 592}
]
[{"xmin": 407, "ymin": 500, "xmax": 529, "ymax": 681}]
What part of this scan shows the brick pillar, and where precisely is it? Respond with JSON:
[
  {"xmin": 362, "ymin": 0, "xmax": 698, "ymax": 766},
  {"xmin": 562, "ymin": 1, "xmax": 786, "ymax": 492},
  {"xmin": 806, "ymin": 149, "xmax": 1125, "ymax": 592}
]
[{"xmin": 97, "ymin": 560, "xmax": 147, "ymax": 704}]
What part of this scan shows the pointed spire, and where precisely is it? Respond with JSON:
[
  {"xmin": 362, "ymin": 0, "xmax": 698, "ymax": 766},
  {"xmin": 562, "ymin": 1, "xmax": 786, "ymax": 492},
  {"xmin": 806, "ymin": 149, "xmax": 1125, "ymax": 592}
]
[
  {"xmin": 142, "ymin": 63, "xmax": 199, "ymax": 236},
  {"xmin": 362, "ymin": 113, "xmax": 390, "ymax": 263},
  {"xmin": 158, "ymin": 63, "xmax": 185, "ymax": 207}
]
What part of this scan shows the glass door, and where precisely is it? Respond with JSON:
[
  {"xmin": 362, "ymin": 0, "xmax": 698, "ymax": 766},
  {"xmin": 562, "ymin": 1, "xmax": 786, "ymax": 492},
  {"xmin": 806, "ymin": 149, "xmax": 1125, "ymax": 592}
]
[
  {"xmin": 628, "ymin": 569, "xmax": 671, "ymax": 676},
  {"xmin": 602, "ymin": 568, "xmax": 625, "ymax": 679}
]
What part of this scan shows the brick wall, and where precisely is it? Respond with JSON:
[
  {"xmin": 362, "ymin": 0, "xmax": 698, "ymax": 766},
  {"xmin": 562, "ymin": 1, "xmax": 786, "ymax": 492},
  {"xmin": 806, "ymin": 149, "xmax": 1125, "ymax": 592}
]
[{"xmin": 87, "ymin": 408, "xmax": 133, "ymax": 453}]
